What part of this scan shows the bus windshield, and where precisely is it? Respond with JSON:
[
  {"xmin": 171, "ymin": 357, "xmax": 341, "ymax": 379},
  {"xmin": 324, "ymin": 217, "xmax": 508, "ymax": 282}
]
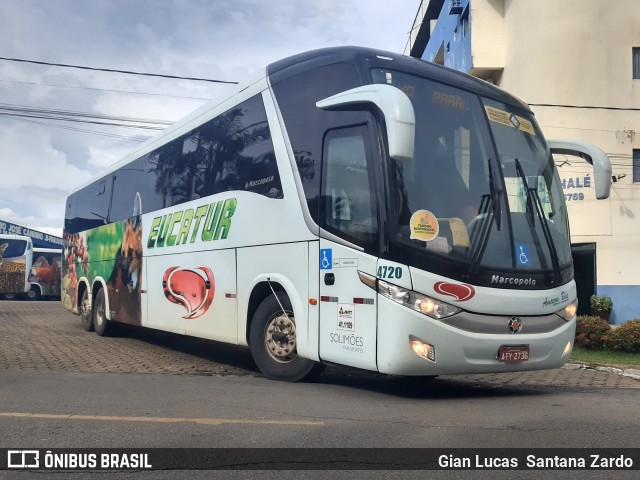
[{"xmin": 372, "ymin": 69, "xmax": 571, "ymax": 286}]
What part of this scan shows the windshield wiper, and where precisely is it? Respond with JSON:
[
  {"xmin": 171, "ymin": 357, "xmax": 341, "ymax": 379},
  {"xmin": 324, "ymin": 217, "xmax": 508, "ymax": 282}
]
[
  {"xmin": 514, "ymin": 158, "xmax": 561, "ymax": 283},
  {"xmin": 468, "ymin": 159, "xmax": 502, "ymax": 275}
]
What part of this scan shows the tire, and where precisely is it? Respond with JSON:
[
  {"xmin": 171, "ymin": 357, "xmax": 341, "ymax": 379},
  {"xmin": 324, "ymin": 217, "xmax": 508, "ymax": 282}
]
[
  {"xmin": 2, "ymin": 293, "xmax": 17, "ymax": 300},
  {"xmin": 249, "ymin": 293, "xmax": 324, "ymax": 382},
  {"xmin": 26, "ymin": 287, "xmax": 41, "ymax": 301},
  {"xmin": 93, "ymin": 288, "xmax": 113, "ymax": 336},
  {"xmin": 79, "ymin": 289, "xmax": 93, "ymax": 332}
]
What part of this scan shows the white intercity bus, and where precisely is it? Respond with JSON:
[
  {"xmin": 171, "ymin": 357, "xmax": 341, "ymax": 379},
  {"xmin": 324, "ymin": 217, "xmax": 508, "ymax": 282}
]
[
  {"xmin": 62, "ymin": 47, "xmax": 612, "ymax": 381},
  {"xmin": 0, "ymin": 233, "xmax": 33, "ymax": 297}
]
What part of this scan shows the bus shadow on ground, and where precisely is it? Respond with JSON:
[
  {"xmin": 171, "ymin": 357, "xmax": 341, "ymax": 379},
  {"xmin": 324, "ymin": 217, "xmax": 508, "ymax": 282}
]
[
  {"xmin": 111, "ymin": 324, "xmax": 552, "ymax": 399},
  {"xmin": 114, "ymin": 324, "xmax": 260, "ymax": 375},
  {"xmin": 314, "ymin": 366, "xmax": 552, "ymax": 400}
]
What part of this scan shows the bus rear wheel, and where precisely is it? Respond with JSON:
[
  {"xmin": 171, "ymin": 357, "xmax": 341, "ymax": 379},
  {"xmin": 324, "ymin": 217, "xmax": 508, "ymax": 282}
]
[
  {"xmin": 249, "ymin": 294, "xmax": 323, "ymax": 382},
  {"xmin": 93, "ymin": 288, "xmax": 113, "ymax": 336},
  {"xmin": 79, "ymin": 289, "xmax": 93, "ymax": 331}
]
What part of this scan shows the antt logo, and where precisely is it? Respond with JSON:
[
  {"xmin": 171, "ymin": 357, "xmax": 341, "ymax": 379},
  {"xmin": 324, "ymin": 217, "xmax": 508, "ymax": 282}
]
[{"xmin": 162, "ymin": 266, "xmax": 215, "ymax": 319}]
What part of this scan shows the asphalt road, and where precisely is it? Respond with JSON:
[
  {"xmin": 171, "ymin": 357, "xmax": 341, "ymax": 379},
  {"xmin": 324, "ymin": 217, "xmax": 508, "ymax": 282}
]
[{"xmin": 1, "ymin": 301, "xmax": 639, "ymax": 480}]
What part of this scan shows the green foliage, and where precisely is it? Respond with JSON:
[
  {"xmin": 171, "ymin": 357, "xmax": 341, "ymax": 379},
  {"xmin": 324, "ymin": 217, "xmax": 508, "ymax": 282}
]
[
  {"xmin": 571, "ymin": 345, "xmax": 640, "ymax": 367},
  {"xmin": 603, "ymin": 320, "xmax": 640, "ymax": 353},
  {"xmin": 575, "ymin": 315, "xmax": 611, "ymax": 349},
  {"xmin": 590, "ymin": 294, "xmax": 613, "ymax": 312},
  {"xmin": 86, "ymin": 222, "xmax": 122, "ymax": 283}
]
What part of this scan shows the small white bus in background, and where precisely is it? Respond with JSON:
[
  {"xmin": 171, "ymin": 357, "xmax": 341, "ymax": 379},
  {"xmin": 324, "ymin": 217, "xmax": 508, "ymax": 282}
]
[
  {"xmin": 62, "ymin": 46, "xmax": 612, "ymax": 382},
  {"xmin": 0, "ymin": 234, "xmax": 33, "ymax": 299}
]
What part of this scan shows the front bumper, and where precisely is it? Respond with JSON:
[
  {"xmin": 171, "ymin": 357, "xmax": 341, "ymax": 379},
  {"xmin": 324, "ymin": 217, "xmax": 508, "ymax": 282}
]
[{"xmin": 377, "ymin": 295, "xmax": 575, "ymax": 376}]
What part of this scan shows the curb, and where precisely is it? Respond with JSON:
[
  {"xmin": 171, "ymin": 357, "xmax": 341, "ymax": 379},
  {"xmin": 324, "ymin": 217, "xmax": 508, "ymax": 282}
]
[{"xmin": 564, "ymin": 363, "xmax": 640, "ymax": 381}]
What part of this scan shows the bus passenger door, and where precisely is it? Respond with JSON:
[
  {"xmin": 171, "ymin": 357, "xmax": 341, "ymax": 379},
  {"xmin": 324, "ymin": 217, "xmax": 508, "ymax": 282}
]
[{"xmin": 317, "ymin": 125, "xmax": 379, "ymax": 371}]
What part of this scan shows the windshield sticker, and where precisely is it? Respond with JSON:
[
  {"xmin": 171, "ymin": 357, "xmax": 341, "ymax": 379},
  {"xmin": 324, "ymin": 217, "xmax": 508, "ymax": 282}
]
[
  {"xmin": 410, "ymin": 210, "xmax": 439, "ymax": 242},
  {"xmin": 485, "ymin": 106, "xmax": 536, "ymax": 135}
]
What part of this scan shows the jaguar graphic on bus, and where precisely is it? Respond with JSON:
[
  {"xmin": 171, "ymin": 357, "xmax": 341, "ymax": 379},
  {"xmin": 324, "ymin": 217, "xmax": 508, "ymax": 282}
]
[
  {"xmin": 62, "ymin": 47, "xmax": 612, "ymax": 381},
  {"xmin": 0, "ymin": 234, "xmax": 33, "ymax": 297}
]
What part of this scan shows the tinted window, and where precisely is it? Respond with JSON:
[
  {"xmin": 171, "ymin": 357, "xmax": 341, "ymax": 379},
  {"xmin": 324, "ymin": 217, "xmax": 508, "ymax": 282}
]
[
  {"xmin": 271, "ymin": 63, "xmax": 363, "ymax": 223},
  {"xmin": 321, "ymin": 126, "xmax": 378, "ymax": 248},
  {"xmin": 146, "ymin": 94, "xmax": 282, "ymax": 209},
  {"xmin": 0, "ymin": 239, "xmax": 27, "ymax": 258},
  {"xmin": 109, "ymin": 156, "xmax": 147, "ymax": 221},
  {"xmin": 71, "ymin": 177, "xmax": 111, "ymax": 232}
]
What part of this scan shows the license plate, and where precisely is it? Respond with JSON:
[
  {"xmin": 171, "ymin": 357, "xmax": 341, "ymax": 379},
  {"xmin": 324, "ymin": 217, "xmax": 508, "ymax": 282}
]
[{"xmin": 497, "ymin": 345, "xmax": 530, "ymax": 363}]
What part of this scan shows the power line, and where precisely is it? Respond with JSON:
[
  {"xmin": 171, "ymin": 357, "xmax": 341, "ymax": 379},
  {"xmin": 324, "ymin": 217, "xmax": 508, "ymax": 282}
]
[
  {"xmin": 0, "ymin": 103, "xmax": 169, "ymax": 133},
  {"xmin": 0, "ymin": 78, "xmax": 213, "ymax": 100},
  {"xmin": 10, "ymin": 117, "xmax": 149, "ymax": 142},
  {"xmin": 0, "ymin": 112, "xmax": 165, "ymax": 130},
  {"xmin": 0, "ymin": 102, "xmax": 173, "ymax": 125},
  {"xmin": 531, "ymin": 103, "xmax": 640, "ymax": 112},
  {"xmin": 0, "ymin": 55, "xmax": 239, "ymax": 85}
]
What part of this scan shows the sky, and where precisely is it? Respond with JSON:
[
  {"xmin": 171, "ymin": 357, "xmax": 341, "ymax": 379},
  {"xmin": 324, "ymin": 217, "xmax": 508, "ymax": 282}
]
[{"xmin": 0, "ymin": 0, "xmax": 420, "ymax": 236}]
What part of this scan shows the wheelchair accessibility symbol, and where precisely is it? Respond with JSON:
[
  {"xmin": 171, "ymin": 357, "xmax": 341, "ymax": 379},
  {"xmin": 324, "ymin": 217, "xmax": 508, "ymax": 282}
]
[
  {"xmin": 320, "ymin": 248, "xmax": 332, "ymax": 270},
  {"xmin": 516, "ymin": 243, "xmax": 530, "ymax": 266}
]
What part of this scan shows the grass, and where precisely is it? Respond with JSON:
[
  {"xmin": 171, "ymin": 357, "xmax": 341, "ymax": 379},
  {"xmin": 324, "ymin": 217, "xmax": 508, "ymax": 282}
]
[{"xmin": 570, "ymin": 345, "xmax": 640, "ymax": 368}]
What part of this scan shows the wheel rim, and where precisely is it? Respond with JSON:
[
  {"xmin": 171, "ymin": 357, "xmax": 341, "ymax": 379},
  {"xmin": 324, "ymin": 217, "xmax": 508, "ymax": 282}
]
[
  {"xmin": 95, "ymin": 298, "xmax": 105, "ymax": 328},
  {"xmin": 264, "ymin": 312, "xmax": 297, "ymax": 364},
  {"xmin": 80, "ymin": 294, "xmax": 90, "ymax": 321}
]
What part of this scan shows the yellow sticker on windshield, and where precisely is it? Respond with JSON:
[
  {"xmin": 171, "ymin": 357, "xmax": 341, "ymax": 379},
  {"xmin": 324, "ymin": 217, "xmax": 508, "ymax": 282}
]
[
  {"xmin": 410, "ymin": 210, "xmax": 439, "ymax": 242},
  {"xmin": 485, "ymin": 106, "xmax": 536, "ymax": 135}
]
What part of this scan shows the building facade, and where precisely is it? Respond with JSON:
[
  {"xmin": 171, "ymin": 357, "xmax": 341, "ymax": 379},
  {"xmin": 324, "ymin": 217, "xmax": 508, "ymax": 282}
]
[{"xmin": 406, "ymin": 0, "xmax": 640, "ymax": 323}]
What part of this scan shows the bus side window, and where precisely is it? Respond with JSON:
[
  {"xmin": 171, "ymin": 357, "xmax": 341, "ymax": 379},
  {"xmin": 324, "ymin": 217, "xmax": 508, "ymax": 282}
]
[
  {"xmin": 109, "ymin": 157, "xmax": 147, "ymax": 222},
  {"xmin": 74, "ymin": 178, "xmax": 111, "ymax": 231},
  {"xmin": 320, "ymin": 126, "xmax": 378, "ymax": 248}
]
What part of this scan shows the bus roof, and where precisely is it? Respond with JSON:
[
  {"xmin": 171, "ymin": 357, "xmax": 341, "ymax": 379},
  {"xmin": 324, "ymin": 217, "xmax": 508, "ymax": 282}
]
[{"xmin": 267, "ymin": 46, "xmax": 530, "ymax": 111}]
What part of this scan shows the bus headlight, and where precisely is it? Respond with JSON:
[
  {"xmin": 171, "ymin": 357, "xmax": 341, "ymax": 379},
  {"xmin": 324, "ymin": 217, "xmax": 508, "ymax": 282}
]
[
  {"xmin": 378, "ymin": 279, "xmax": 460, "ymax": 319},
  {"xmin": 557, "ymin": 301, "xmax": 578, "ymax": 321}
]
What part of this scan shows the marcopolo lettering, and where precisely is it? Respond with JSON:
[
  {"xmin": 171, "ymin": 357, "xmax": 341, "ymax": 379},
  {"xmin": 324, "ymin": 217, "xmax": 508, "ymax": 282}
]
[
  {"xmin": 147, "ymin": 198, "xmax": 236, "ymax": 249},
  {"xmin": 245, "ymin": 176, "xmax": 274, "ymax": 189},
  {"xmin": 491, "ymin": 275, "xmax": 536, "ymax": 286}
]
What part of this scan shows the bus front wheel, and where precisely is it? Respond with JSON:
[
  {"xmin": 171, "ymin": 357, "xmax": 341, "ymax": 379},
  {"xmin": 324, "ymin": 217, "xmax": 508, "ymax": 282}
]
[
  {"xmin": 93, "ymin": 289, "xmax": 113, "ymax": 336},
  {"xmin": 249, "ymin": 294, "xmax": 323, "ymax": 382}
]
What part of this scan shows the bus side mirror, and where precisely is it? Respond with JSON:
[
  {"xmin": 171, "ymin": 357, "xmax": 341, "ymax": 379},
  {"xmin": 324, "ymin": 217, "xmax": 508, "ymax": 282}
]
[
  {"xmin": 548, "ymin": 139, "xmax": 612, "ymax": 200},
  {"xmin": 316, "ymin": 84, "xmax": 415, "ymax": 162}
]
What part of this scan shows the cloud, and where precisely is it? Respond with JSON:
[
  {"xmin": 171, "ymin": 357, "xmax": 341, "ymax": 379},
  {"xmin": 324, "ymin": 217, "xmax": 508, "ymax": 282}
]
[
  {"xmin": 0, "ymin": 0, "xmax": 417, "ymax": 232},
  {"xmin": 0, "ymin": 123, "xmax": 92, "ymax": 229}
]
